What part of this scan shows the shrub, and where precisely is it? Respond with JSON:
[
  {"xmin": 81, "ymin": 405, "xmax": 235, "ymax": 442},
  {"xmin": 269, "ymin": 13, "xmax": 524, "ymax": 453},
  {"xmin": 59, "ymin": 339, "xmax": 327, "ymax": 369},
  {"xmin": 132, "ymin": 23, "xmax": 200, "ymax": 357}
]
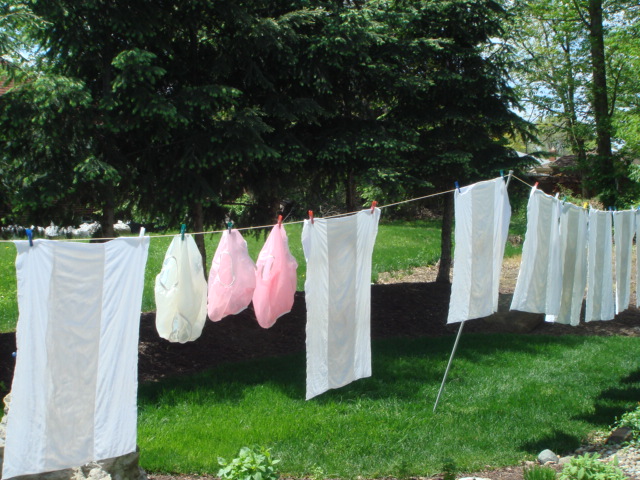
[
  {"xmin": 559, "ymin": 453, "xmax": 627, "ymax": 480},
  {"xmin": 524, "ymin": 464, "xmax": 557, "ymax": 480},
  {"xmin": 614, "ymin": 403, "xmax": 640, "ymax": 439},
  {"xmin": 218, "ymin": 446, "xmax": 280, "ymax": 480}
]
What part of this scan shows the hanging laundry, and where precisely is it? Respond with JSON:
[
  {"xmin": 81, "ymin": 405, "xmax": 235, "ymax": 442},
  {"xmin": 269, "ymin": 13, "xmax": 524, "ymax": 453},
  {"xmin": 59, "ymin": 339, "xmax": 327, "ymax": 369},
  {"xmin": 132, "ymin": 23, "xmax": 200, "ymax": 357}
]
[
  {"xmin": 155, "ymin": 234, "xmax": 208, "ymax": 342},
  {"xmin": 302, "ymin": 207, "xmax": 381, "ymax": 400},
  {"xmin": 3, "ymin": 237, "xmax": 149, "ymax": 479},
  {"xmin": 207, "ymin": 229, "xmax": 256, "ymax": 322},
  {"xmin": 545, "ymin": 203, "xmax": 588, "ymax": 326},
  {"xmin": 511, "ymin": 187, "xmax": 562, "ymax": 314},
  {"xmin": 252, "ymin": 223, "xmax": 298, "ymax": 328},
  {"xmin": 447, "ymin": 177, "xmax": 511, "ymax": 324},
  {"xmin": 613, "ymin": 210, "xmax": 635, "ymax": 315},
  {"xmin": 586, "ymin": 209, "xmax": 615, "ymax": 321}
]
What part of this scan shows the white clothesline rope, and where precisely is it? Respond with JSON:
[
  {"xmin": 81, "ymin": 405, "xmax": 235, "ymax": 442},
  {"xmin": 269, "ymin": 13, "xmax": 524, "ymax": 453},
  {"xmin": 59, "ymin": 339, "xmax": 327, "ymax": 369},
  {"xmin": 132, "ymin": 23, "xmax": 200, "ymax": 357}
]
[{"xmin": 0, "ymin": 174, "xmax": 531, "ymax": 244}]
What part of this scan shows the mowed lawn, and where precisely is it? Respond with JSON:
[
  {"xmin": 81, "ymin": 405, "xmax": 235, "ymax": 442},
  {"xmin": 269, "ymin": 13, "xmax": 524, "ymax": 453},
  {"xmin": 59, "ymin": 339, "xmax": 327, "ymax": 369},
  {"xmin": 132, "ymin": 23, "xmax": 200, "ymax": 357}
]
[{"xmin": 137, "ymin": 334, "xmax": 640, "ymax": 478}]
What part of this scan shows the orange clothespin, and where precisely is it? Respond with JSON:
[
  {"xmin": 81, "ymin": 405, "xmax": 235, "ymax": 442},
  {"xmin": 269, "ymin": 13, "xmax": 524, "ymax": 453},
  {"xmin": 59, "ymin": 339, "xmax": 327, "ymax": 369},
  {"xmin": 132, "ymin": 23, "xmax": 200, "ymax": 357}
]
[
  {"xmin": 308, "ymin": 210, "xmax": 314, "ymax": 224},
  {"xmin": 371, "ymin": 200, "xmax": 377, "ymax": 213},
  {"xmin": 534, "ymin": 182, "xmax": 539, "ymax": 189},
  {"xmin": 277, "ymin": 214, "xmax": 283, "ymax": 228}
]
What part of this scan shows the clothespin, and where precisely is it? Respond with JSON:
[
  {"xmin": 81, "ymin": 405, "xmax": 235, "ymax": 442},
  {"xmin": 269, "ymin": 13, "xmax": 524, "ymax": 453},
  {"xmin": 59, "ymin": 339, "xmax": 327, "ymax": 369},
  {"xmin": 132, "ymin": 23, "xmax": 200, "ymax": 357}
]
[
  {"xmin": 180, "ymin": 224, "xmax": 186, "ymax": 240},
  {"xmin": 308, "ymin": 210, "xmax": 314, "ymax": 224},
  {"xmin": 533, "ymin": 182, "xmax": 539, "ymax": 189},
  {"xmin": 454, "ymin": 181, "xmax": 461, "ymax": 193},
  {"xmin": 227, "ymin": 221, "xmax": 233, "ymax": 232},
  {"xmin": 371, "ymin": 200, "xmax": 378, "ymax": 213},
  {"xmin": 139, "ymin": 227, "xmax": 146, "ymax": 237},
  {"xmin": 583, "ymin": 202, "xmax": 589, "ymax": 209},
  {"xmin": 25, "ymin": 228, "xmax": 33, "ymax": 247},
  {"xmin": 277, "ymin": 215, "xmax": 283, "ymax": 228},
  {"xmin": 500, "ymin": 170, "xmax": 504, "ymax": 178},
  {"xmin": 608, "ymin": 206, "xmax": 613, "ymax": 212},
  {"xmin": 562, "ymin": 195, "xmax": 567, "ymax": 204}
]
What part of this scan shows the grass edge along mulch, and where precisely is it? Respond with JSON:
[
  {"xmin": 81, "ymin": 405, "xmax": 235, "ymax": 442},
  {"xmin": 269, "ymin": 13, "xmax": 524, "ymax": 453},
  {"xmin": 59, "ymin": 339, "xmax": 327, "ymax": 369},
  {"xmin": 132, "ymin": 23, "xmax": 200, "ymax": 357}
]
[{"xmin": 137, "ymin": 333, "xmax": 640, "ymax": 479}]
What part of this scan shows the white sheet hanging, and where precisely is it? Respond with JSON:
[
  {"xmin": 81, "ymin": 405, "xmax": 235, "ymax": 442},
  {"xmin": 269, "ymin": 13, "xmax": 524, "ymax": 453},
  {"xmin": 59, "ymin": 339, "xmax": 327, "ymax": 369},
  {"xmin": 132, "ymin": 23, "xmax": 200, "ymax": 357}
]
[
  {"xmin": 613, "ymin": 210, "xmax": 635, "ymax": 315},
  {"xmin": 511, "ymin": 187, "xmax": 562, "ymax": 314},
  {"xmin": 586, "ymin": 209, "xmax": 615, "ymax": 321},
  {"xmin": 155, "ymin": 234, "xmax": 208, "ymax": 342},
  {"xmin": 447, "ymin": 177, "xmax": 511, "ymax": 324},
  {"xmin": 302, "ymin": 208, "xmax": 380, "ymax": 400},
  {"xmin": 3, "ymin": 237, "xmax": 149, "ymax": 479},
  {"xmin": 545, "ymin": 203, "xmax": 588, "ymax": 326}
]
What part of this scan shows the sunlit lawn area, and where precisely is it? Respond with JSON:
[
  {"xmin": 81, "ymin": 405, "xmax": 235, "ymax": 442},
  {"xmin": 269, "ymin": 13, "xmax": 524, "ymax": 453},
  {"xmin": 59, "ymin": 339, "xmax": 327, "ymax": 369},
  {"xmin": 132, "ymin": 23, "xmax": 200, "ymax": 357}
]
[{"xmin": 138, "ymin": 334, "xmax": 640, "ymax": 477}]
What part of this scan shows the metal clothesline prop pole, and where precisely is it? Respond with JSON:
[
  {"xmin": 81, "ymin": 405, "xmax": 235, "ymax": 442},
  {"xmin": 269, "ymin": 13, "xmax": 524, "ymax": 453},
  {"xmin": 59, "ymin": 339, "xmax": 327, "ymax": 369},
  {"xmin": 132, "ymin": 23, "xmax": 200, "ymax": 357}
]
[{"xmin": 433, "ymin": 170, "xmax": 513, "ymax": 413}]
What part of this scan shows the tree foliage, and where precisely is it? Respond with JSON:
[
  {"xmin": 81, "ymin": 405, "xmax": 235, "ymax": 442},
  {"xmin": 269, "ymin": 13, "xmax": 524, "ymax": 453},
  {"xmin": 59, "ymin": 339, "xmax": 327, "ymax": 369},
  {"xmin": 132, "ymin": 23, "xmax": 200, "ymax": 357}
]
[{"xmin": 0, "ymin": 0, "xmax": 528, "ymax": 234}]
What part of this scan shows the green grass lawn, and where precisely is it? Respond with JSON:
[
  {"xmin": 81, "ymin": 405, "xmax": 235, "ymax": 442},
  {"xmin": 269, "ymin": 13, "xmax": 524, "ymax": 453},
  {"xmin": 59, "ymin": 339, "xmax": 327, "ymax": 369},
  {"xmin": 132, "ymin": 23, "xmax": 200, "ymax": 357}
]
[
  {"xmin": 138, "ymin": 333, "xmax": 640, "ymax": 478},
  {"xmin": 0, "ymin": 219, "xmax": 446, "ymax": 333}
]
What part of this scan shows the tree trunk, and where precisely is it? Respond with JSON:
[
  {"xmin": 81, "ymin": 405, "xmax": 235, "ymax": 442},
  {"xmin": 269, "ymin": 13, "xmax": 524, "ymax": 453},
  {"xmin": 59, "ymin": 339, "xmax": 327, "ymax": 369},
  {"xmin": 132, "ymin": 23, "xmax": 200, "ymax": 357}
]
[
  {"xmin": 345, "ymin": 169, "xmax": 358, "ymax": 212},
  {"xmin": 101, "ymin": 185, "xmax": 115, "ymax": 239},
  {"xmin": 436, "ymin": 192, "xmax": 453, "ymax": 284},
  {"xmin": 588, "ymin": 0, "xmax": 612, "ymax": 159},
  {"xmin": 192, "ymin": 200, "xmax": 207, "ymax": 279}
]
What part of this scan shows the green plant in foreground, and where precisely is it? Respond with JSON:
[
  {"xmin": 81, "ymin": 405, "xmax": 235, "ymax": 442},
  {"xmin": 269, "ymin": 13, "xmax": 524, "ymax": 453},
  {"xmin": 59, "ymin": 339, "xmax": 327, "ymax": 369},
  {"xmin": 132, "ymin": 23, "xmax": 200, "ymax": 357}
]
[
  {"xmin": 559, "ymin": 453, "xmax": 627, "ymax": 480},
  {"xmin": 442, "ymin": 458, "xmax": 457, "ymax": 480},
  {"xmin": 614, "ymin": 403, "xmax": 640, "ymax": 439},
  {"xmin": 524, "ymin": 464, "xmax": 557, "ymax": 480},
  {"xmin": 218, "ymin": 446, "xmax": 280, "ymax": 480}
]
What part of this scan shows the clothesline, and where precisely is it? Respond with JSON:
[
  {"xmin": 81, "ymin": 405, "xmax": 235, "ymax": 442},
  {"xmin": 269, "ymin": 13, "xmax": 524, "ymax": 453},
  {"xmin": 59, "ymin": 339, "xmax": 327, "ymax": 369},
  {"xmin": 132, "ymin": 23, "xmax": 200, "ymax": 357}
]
[
  {"xmin": 0, "ymin": 181, "xmax": 493, "ymax": 243},
  {"xmin": 3, "ymin": 173, "xmax": 559, "ymax": 244}
]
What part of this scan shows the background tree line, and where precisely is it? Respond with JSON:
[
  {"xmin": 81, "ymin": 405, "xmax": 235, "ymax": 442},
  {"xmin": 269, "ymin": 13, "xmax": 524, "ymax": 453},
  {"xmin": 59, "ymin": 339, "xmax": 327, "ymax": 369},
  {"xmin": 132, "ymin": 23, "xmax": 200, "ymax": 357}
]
[{"xmin": 2, "ymin": 0, "xmax": 638, "ymax": 276}]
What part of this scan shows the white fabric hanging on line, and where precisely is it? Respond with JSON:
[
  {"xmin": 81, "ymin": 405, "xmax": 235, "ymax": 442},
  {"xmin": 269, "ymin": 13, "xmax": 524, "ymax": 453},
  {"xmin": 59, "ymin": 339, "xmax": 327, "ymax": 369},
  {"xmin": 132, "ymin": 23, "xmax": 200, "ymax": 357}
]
[
  {"xmin": 207, "ymin": 229, "xmax": 256, "ymax": 322},
  {"xmin": 586, "ymin": 209, "xmax": 615, "ymax": 321},
  {"xmin": 302, "ymin": 207, "xmax": 381, "ymax": 400},
  {"xmin": 613, "ymin": 210, "xmax": 635, "ymax": 315},
  {"xmin": 510, "ymin": 187, "xmax": 562, "ymax": 314},
  {"xmin": 3, "ymin": 237, "xmax": 149, "ymax": 479},
  {"xmin": 155, "ymin": 234, "xmax": 208, "ymax": 342},
  {"xmin": 447, "ymin": 177, "xmax": 511, "ymax": 324},
  {"xmin": 545, "ymin": 203, "xmax": 588, "ymax": 326},
  {"xmin": 252, "ymin": 223, "xmax": 298, "ymax": 328}
]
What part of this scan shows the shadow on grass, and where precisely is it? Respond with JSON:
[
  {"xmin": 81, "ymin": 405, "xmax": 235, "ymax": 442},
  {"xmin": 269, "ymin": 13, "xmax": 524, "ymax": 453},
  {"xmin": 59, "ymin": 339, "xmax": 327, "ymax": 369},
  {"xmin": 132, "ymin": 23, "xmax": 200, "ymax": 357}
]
[
  {"xmin": 520, "ymin": 430, "xmax": 583, "ymax": 456},
  {"xmin": 138, "ymin": 333, "xmax": 607, "ymax": 407},
  {"xmin": 573, "ymin": 369, "xmax": 640, "ymax": 425}
]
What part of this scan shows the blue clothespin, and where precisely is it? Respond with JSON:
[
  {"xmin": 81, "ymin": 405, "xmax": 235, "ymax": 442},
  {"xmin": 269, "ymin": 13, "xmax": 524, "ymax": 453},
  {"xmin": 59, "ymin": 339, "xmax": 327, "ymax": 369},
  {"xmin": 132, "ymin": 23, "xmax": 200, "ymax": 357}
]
[
  {"xmin": 25, "ymin": 228, "xmax": 33, "ymax": 247},
  {"xmin": 500, "ymin": 170, "xmax": 504, "ymax": 178},
  {"xmin": 608, "ymin": 206, "xmax": 613, "ymax": 211},
  {"xmin": 454, "ymin": 181, "xmax": 461, "ymax": 193},
  {"xmin": 180, "ymin": 224, "xmax": 186, "ymax": 240}
]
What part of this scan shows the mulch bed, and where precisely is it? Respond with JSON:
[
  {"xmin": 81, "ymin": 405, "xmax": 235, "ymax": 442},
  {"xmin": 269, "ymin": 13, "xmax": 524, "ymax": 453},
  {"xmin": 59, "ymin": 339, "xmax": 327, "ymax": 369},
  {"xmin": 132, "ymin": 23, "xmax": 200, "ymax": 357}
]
[{"xmin": 3, "ymin": 281, "xmax": 640, "ymax": 397}]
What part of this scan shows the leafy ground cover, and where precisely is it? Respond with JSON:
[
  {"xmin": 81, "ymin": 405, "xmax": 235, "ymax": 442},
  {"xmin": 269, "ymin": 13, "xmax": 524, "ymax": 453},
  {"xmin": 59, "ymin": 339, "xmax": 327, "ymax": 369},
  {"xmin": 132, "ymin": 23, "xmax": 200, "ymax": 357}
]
[{"xmin": 137, "ymin": 334, "xmax": 640, "ymax": 478}]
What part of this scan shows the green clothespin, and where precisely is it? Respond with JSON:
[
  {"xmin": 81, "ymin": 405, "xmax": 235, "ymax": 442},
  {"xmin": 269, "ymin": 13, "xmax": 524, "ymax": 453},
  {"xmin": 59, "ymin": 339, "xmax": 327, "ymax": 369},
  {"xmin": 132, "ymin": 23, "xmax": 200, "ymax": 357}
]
[
  {"xmin": 227, "ymin": 221, "xmax": 233, "ymax": 232},
  {"xmin": 180, "ymin": 224, "xmax": 186, "ymax": 240}
]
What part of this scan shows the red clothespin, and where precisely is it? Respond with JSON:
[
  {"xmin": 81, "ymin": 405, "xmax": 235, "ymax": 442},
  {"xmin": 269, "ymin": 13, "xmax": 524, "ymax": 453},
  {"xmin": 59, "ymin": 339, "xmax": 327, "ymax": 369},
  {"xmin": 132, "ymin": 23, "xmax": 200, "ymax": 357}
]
[
  {"xmin": 308, "ymin": 210, "xmax": 314, "ymax": 224},
  {"xmin": 371, "ymin": 200, "xmax": 378, "ymax": 213},
  {"xmin": 277, "ymin": 214, "xmax": 283, "ymax": 228},
  {"xmin": 534, "ymin": 182, "xmax": 539, "ymax": 189}
]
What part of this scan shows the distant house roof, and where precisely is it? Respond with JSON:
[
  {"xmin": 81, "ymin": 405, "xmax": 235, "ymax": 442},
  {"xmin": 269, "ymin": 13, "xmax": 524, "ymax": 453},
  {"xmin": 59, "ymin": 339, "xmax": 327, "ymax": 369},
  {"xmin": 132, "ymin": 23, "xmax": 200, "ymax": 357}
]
[
  {"xmin": 553, "ymin": 154, "xmax": 579, "ymax": 169},
  {"xmin": 0, "ymin": 79, "xmax": 14, "ymax": 96}
]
